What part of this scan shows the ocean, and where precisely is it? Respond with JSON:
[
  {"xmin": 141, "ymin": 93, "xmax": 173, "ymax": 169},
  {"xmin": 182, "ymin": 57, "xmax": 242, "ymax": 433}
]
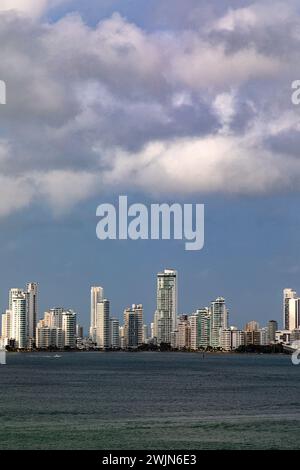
[{"xmin": 0, "ymin": 352, "xmax": 299, "ymax": 450}]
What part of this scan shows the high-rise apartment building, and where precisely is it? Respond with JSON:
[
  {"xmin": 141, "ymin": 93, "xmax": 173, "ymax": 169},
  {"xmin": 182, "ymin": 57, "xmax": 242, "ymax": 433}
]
[
  {"xmin": 189, "ymin": 313, "xmax": 198, "ymax": 350},
  {"xmin": 283, "ymin": 288, "xmax": 297, "ymax": 330},
  {"xmin": 90, "ymin": 286, "xmax": 104, "ymax": 341},
  {"xmin": 36, "ymin": 320, "xmax": 63, "ymax": 349},
  {"xmin": 119, "ymin": 325, "xmax": 125, "ymax": 349},
  {"xmin": 154, "ymin": 269, "xmax": 177, "ymax": 344},
  {"xmin": 220, "ymin": 328, "xmax": 232, "ymax": 351},
  {"xmin": 36, "ymin": 308, "xmax": 75, "ymax": 349},
  {"xmin": 11, "ymin": 292, "xmax": 27, "ymax": 349},
  {"xmin": 267, "ymin": 320, "xmax": 278, "ymax": 344},
  {"xmin": 62, "ymin": 310, "xmax": 77, "ymax": 348},
  {"xmin": 260, "ymin": 327, "xmax": 269, "ymax": 346},
  {"xmin": 230, "ymin": 327, "xmax": 245, "ymax": 349},
  {"xmin": 286, "ymin": 297, "xmax": 300, "ymax": 331},
  {"xmin": 177, "ymin": 315, "xmax": 190, "ymax": 350},
  {"xmin": 1, "ymin": 310, "xmax": 12, "ymax": 339},
  {"xmin": 95, "ymin": 299, "xmax": 110, "ymax": 349},
  {"xmin": 210, "ymin": 297, "xmax": 228, "ymax": 348},
  {"xmin": 5, "ymin": 284, "xmax": 38, "ymax": 349},
  {"xmin": 142, "ymin": 324, "xmax": 149, "ymax": 344},
  {"xmin": 150, "ymin": 322, "xmax": 154, "ymax": 340},
  {"xmin": 26, "ymin": 282, "xmax": 38, "ymax": 345},
  {"xmin": 124, "ymin": 304, "xmax": 143, "ymax": 348},
  {"xmin": 197, "ymin": 308, "xmax": 211, "ymax": 349},
  {"xmin": 109, "ymin": 317, "xmax": 120, "ymax": 349},
  {"xmin": 76, "ymin": 324, "xmax": 84, "ymax": 339},
  {"xmin": 245, "ymin": 330, "xmax": 261, "ymax": 346},
  {"xmin": 220, "ymin": 327, "xmax": 245, "ymax": 350}
]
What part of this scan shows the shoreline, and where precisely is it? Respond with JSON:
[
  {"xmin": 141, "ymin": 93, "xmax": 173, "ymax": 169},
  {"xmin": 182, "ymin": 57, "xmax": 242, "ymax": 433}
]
[{"xmin": 3, "ymin": 349, "xmax": 289, "ymax": 356}]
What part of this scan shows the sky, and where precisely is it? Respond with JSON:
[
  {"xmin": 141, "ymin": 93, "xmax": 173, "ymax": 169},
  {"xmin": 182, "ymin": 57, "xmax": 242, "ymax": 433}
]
[{"xmin": 0, "ymin": 0, "xmax": 300, "ymax": 331}]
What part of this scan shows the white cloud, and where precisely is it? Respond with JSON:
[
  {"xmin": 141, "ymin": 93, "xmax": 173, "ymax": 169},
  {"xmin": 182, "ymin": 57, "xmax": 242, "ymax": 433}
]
[
  {"xmin": 101, "ymin": 131, "xmax": 298, "ymax": 196},
  {"xmin": 36, "ymin": 170, "xmax": 100, "ymax": 215},
  {"xmin": 211, "ymin": 1, "xmax": 296, "ymax": 32},
  {"xmin": 0, "ymin": 4, "xmax": 298, "ymax": 217},
  {"xmin": 170, "ymin": 43, "xmax": 280, "ymax": 90},
  {"xmin": 0, "ymin": 0, "xmax": 68, "ymax": 19},
  {"xmin": 0, "ymin": 176, "xmax": 35, "ymax": 216},
  {"xmin": 213, "ymin": 91, "xmax": 236, "ymax": 134}
]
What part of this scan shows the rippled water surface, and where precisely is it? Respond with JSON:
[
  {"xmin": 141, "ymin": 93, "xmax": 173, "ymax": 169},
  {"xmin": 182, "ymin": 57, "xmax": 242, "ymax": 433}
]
[{"xmin": 0, "ymin": 352, "xmax": 299, "ymax": 449}]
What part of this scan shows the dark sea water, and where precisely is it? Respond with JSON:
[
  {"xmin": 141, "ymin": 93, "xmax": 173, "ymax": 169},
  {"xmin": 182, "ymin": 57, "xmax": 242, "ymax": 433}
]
[{"xmin": 0, "ymin": 352, "xmax": 299, "ymax": 450}]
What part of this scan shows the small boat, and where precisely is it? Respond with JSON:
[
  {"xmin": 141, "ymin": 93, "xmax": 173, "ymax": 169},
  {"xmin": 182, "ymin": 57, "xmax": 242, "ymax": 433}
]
[{"xmin": 53, "ymin": 354, "xmax": 61, "ymax": 358}]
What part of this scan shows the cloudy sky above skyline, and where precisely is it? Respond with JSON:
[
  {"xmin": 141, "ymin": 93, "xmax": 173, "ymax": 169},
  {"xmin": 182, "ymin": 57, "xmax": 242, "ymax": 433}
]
[{"xmin": 0, "ymin": 0, "xmax": 300, "ymax": 328}]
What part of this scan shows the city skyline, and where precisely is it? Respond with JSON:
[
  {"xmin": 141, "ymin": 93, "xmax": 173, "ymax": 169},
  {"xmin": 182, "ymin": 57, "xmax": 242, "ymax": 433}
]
[
  {"xmin": 1, "ymin": 268, "xmax": 297, "ymax": 352},
  {"xmin": 0, "ymin": 269, "xmax": 287, "ymax": 333}
]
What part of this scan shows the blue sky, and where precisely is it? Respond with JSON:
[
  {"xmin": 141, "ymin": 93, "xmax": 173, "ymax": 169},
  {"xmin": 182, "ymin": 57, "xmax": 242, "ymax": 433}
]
[{"xmin": 0, "ymin": 0, "xmax": 300, "ymax": 331}]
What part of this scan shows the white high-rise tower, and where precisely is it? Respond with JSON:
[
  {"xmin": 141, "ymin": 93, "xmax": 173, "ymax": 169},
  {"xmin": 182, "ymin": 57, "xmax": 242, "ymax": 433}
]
[
  {"xmin": 283, "ymin": 288, "xmax": 297, "ymax": 330},
  {"xmin": 154, "ymin": 269, "xmax": 178, "ymax": 344},
  {"xmin": 210, "ymin": 297, "xmax": 228, "ymax": 348},
  {"xmin": 11, "ymin": 292, "xmax": 27, "ymax": 349},
  {"xmin": 95, "ymin": 299, "xmax": 110, "ymax": 349},
  {"xmin": 9, "ymin": 288, "xmax": 23, "ymax": 310},
  {"xmin": 26, "ymin": 282, "xmax": 38, "ymax": 345},
  {"xmin": 90, "ymin": 286, "xmax": 104, "ymax": 341}
]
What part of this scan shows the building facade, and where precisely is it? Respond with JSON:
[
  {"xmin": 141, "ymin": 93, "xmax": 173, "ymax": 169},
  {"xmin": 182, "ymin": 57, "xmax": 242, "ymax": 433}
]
[
  {"xmin": 90, "ymin": 286, "xmax": 104, "ymax": 342},
  {"xmin": 26, "ymin": 282, "xmax": 38, "ymax": 345},
  {"xmin": 95, "ymin": 299, "xmax": 110, "ymax": 349},
  {"xmin": 210, "ymin": 297, "xmax": 228, "ymax": 348},
  {"xmin": 110, "ymin": 317, "xmax": 120, "ymax": 349},
  {"xmin": 283, "ymin": 288, "xmax": 297, "ymax": 330},
  {"xmin": 124, "ymin": 304, "xmax": 143, "ymax": 348},
  {"xmin": 154, "ymin": 269, "xmax": 178, "ymax": 344}
]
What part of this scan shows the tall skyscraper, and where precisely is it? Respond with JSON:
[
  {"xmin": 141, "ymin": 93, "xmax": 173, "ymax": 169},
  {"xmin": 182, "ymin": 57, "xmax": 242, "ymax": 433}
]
[
  {"xmin": 210, "ymin": 297, "xmax": 228, "ymax": 348},
  {"xmin": 11, "ymin": 292, "xmax": 27, "ymax": 349},
  {"xmin": 1, "ymin": 310, "xmax": 12, "ymax": 340},
  {"xmin": 189, "ymin": 313, "xmax": 198, "ymax": 350},
  {"xmin": 150, "ymin": 322, "xmax": 154, "ymax": 340},
  {"xmin": 62, "ymin": 310, "xmax": 77, "ymax": 348},
  {"xmin": 142, "ymin": 324, "xmax": 149, "ymax": 344},
  {"xmin": 230, "ymin": 327, "xmax": 245, "ymax": 350},
  {"xmin": 7, "ymin": 284, "xmax": 38, "ymax": 349},
  {"xmin": 26, "ymin": 282, "xmax": 38, "ymax": 344},
  {"xmin": 286, "ymin": 298, "xmax": 300, "ymax": 331},
  {"xmin": 283, "ymin": 288, "xmax": 297, "ymax": 330},
  {"xmin": 177, "ymin": 315, "xmax": 190, "ymax": 349},
  {"xmin": 95, "ymin": 299, "xmax": 110, "ymax": 349},
  {"xmin": 110, "ymin": 318, "xmax": 120, "ymax": 349},
  {"xmin": 90, "ymin": 286, "xmax": 104, "ymax": 341},
  {"xmin": 220, "ymin": 329, "xmax": 232, "ymax": 351},
  {"xmin": 197, "ymin": 307, "xmax": 211, "ymax": 349},
  {"xmin": 119, "ymin": 325, "xmax": 125, "ymax": 349},
  {"xmin": 154, "ymin": 269, "xmax": 178, "ymax": 344},
  {"xmin": 267, "ymin": 320, "xmax": 278, "ymax": 344},
  {"xmin": 124, "ymin": 304, "xmax": 144, "ymax": 348},
  {"xmin": 76, "ymin": 324, "xmax": 84, "ymax": 338}
]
